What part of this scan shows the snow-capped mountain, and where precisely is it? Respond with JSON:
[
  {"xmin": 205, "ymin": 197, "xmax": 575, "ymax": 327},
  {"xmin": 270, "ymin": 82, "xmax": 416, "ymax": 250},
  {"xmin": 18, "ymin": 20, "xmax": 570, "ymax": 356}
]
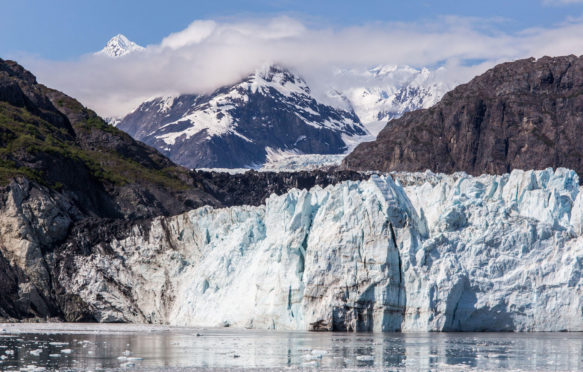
[
  {"xmin": 329, "ymin": 65, "xmax": 451, "ymax": 136},
  {"xmin": 96, "ymin": 34, "xmax": 144, "ymax": 58},
  {"xmin": 117, "ymin": 65, "xmax": 369, "ymax": 168}
]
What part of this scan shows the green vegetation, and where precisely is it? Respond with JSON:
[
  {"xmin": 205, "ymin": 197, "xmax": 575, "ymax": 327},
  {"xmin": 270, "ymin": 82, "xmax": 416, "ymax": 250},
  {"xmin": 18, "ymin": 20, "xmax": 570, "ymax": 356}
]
[{"xmin": 0, "ymin": 100, "xmax": 189, "ymax": 190}]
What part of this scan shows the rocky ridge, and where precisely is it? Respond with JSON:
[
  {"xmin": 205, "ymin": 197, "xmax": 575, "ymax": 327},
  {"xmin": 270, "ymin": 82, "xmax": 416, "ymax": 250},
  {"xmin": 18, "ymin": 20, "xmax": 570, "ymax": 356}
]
[{"xmin": 343, "ymin": 55, "xmax": 583, "ymax": 176}]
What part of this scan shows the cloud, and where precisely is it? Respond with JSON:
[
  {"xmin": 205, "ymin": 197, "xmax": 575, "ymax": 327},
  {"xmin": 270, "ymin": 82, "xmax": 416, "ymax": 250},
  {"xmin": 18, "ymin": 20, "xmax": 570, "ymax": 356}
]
[
  {"xmin": 23, "ymin": 15, "xmax": 583, "ymax": 117},
  {"xmin": 543, "ymin": 0, "xmax": 583, "ymax": 5},
  {"xmin": 161, "ymin": 20, "xmax": 218, "ymax": 49}
]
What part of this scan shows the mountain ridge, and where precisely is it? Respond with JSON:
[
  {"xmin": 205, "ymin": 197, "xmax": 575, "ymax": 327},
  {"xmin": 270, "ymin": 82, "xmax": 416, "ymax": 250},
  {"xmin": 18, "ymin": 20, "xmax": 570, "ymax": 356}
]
[
  {"xmin": 0, "ymin": 57, "xmax": 219, "ymax": 219},
  {"xmin": 343, "ymin": 55, "xmax": 583, "ymax": 177}
]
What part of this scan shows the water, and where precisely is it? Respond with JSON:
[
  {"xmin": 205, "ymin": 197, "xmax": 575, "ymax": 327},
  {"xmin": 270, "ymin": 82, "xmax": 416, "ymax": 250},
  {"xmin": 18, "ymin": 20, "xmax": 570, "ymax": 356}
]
[{"xmin": 0, "ymin": 324, "xmax": 582, "ymax": 371}]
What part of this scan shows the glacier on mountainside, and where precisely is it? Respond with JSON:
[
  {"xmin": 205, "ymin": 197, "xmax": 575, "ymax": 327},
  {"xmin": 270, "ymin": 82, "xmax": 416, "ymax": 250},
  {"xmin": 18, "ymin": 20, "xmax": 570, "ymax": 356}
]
[
  {"xmin": 60, "ymin": 168, "xmax": 583, "ymax": 331},
  {"xmin": 323, "ymin": 65, "xmax": 452, "ymax": 136}
]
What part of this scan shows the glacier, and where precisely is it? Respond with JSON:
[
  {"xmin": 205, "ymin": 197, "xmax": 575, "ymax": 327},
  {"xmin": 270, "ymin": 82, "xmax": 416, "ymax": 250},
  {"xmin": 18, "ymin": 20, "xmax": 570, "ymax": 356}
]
[
  {"xmin": 324, "ymin": 65, "xmax": 452, "ymax": 136},
  {"xmin": 60, "ymin": 168, "xmax": 583, "ymax": 331}
]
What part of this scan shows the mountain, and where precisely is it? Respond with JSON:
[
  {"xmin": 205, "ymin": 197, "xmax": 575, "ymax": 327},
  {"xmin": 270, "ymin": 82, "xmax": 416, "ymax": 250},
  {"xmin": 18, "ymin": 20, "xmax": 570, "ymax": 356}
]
[
  {"xmin": 343, "ymin": 55, "xmax": 583, "ymax": 176},
  {"xmin": 117, "ymin": 65, "xmax": 369, "ymax": 169},
  {"xmin": 58, "ymin": 168, "xmax": 583, "ymax": 331},
  {"xmin": 0, "ymin": 58, "xmax": 365, "ymax": 321},
  {"xmin": 0, "ymin": 58, "xmax": 218, "ymax": 219},
  {"xmin": 329, "ymin": 65, "xmax": 450, "ymax": 136},
  {"xmin": 115, "ymin": 63, "xmax": 450, "ymax": 170},
  {"xmin": 96, "ymin": 34, "xmax": 144, "ymax": 58}
]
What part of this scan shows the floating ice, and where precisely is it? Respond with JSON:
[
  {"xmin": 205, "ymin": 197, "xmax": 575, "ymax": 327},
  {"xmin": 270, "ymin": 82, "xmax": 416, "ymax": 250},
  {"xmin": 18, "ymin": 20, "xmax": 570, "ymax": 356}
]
[
  {"xmin": 29, "ymin": 349, "xmax": 42, "ymax": 356},
  {"xmin": 48, "ymin": 342, "xmax": 68, "ymax": 346}
]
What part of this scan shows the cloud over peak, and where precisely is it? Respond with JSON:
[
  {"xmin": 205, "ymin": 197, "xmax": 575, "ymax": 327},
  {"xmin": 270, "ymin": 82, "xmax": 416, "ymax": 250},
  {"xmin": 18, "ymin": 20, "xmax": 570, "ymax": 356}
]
[
  {"xmin": 543, "ymin": 0, "xmax": 583, "ymax": 5},
  {"xmin": 25, "ymin": 15, "xmax": 583, "ymax": 117}
]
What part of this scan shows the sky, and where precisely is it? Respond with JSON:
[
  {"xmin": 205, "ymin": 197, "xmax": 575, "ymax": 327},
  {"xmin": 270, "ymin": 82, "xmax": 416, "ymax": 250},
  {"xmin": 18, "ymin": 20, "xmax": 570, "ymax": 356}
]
[
  {"xmin": 2, "ymin": 0, "xmax": 583, "ymax": 59},
  {"xmin": 3, "ymin": 0, "xmax": 583, "ymax": 117}
]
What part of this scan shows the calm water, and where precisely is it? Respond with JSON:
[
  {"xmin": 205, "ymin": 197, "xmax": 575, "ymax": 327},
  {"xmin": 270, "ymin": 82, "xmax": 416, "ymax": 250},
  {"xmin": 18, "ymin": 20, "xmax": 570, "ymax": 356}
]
[{"xmin": 0, "ymin": 324, "xmax": 582, "ymax": 371}]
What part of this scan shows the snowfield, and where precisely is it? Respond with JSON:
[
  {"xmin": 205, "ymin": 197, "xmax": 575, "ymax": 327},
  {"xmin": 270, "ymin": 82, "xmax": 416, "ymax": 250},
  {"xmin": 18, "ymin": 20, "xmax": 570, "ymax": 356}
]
[
  {"xmin": 326, "ymin": 64, "xmax": 451, "ymax": 136},
  {"xmin": 61, "ymin": 168, "xmax": 583, "ymax": 332}
]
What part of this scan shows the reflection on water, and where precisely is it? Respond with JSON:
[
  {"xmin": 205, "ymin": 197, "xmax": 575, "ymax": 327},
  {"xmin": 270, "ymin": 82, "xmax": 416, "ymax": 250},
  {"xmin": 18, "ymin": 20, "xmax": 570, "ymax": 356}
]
[{"xmin": 0, "ymin": 324, "xmax": 582, "ymax": 370}]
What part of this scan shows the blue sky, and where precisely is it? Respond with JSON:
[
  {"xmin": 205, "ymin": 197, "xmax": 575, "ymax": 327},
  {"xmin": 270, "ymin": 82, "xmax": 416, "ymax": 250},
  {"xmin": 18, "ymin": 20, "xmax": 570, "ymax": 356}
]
[
  {"xmin": 2, "ymin": 0, "xmax": 583, "ymax": 60},
  {"xmin": 9, "ymin": 0, "xmax": 583, "ymax": 117}
]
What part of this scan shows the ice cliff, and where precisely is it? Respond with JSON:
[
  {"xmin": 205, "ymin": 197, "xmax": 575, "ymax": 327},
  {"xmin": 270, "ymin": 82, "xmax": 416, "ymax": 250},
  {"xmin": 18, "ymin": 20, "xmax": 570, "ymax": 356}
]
[{"xmin": 60, "ymin": 168, "xmax": 583, "ymax": 331}]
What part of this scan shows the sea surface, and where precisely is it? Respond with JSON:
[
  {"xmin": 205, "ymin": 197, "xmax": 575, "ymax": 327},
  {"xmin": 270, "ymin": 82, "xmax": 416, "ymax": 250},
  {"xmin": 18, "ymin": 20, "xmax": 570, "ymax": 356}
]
[{"xmin": 0, "ymin": 323, "xmax": 581, "ymax": 371}]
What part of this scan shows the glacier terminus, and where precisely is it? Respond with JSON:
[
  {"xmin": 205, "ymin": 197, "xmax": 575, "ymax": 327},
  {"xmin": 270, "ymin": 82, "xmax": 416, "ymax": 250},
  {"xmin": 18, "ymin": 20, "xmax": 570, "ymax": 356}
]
[{"xmin": 58, "ymin": 168, "xmax": 583, "ymax": 332}]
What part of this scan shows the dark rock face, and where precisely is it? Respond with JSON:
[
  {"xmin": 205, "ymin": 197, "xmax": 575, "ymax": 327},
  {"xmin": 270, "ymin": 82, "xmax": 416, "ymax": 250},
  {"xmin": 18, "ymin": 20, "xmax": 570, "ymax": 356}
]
[
  {"xmin": 0, "ymin": 58, "xmax": 220, "ymax": 219},
  {"xmin": 195, "ymin": 169, "xmax": 367, "ymax": 207},
  {"xmin": 343, "ymin": 55, "xmax": 583, "ymax": 176},
  {"xmin": 118, "ymin": 66, "xmax": 367, "ymax": 168},
  {"xmin": 0, "ymin": 58, "xmax": 222, "ymax": 321}
]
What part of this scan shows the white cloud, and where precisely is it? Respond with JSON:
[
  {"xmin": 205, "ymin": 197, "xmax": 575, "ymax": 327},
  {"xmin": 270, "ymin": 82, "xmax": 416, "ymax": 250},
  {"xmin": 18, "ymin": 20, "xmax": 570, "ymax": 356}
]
[
  {"xmin": 23, "ymin": 15, "xmax": 583, "ymax": 117},
  {"xmin": 543, "ymin": 0, "xmax": 583, "ymax": 5},
  {"xmin": 161, "ymin": 20, "xmax": 217, "ymax": 49}
]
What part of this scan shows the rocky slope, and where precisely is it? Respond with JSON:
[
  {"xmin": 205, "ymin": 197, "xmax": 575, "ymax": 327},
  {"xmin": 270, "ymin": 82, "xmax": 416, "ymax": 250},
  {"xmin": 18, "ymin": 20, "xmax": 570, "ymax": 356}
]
[
  {"xmin": 0, "ymin": 58, "xmax": 219, "ymax": 219},
  {"xmin": 55, "ymin": 168, "xmax": 583, "ymax": 331},
  {"xmin": 343, "ymin": 55, "xmax": 583, "ymax": 176},
  {"xmin": 0, "ymin": 57, "xmax": 220, "ymax": 320},
  {"xmin": 118, "ymin": 65, "xmax": 368, "ymax": 169}
]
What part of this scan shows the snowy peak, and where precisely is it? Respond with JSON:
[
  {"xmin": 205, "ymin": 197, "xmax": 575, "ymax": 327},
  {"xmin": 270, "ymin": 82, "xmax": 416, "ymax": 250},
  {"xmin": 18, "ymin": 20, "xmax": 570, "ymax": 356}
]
[
  {"xmin": 243, "ymin": 65, "xmax": 311, "ymax": 96},
  {"xmin": 97, "ymin": 34, "xmax": 144, "ymax": 58},
  {"xmin": 329, "ymin": 64, "xmax": 452, "ymax": 135},
  {"xmin": 117, "ymin": 65, "xmax": 368, "ymax": 168}
]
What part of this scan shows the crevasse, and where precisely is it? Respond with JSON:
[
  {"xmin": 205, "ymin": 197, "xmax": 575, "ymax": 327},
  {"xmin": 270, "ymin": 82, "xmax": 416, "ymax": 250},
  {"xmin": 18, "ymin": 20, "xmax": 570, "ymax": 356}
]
[{"xmin": 64, "ymin": 168, "xmax": 583, "ymax": 331}]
